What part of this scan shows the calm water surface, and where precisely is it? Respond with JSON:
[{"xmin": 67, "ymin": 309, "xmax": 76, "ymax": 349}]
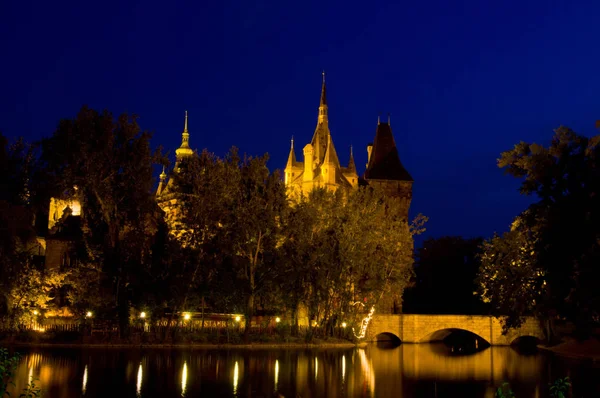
[{"xmin": 7, "ymin": 344, "xmax": 600, "ymax": 397}]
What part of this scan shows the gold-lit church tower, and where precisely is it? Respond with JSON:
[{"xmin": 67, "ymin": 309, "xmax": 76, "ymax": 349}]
[
  {"xmin": 155, "ymin": 111, "xmax": 195, "ymax": 234},
  {"xmin": 284, "ymin": 73, "xmax": 358, "ymax": 198}
]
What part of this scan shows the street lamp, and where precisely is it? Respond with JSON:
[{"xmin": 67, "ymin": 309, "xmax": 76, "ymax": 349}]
[
  {"xmin": 275, "ymin": 317, "xmax": 281, "ymax": 323},
  {"xmin": 33, "ymin": 310, "xmax": 39, "ymax": 316},
  {"xmin": 341, "ymin": 322, "xmax": 347, "ymax": 328},
  {"xmin": 86, "ymin": 311, "xmax": 93, "ymax": 318},
  {"xmin": 183, "ymin": 313, "xmax": 191, "ymax": 320},
  {"xmin": 140, "ymin": 312, "xmax": 146, "ymax": 319},
  {"xmin": 235, "ymin": 316, "xmax": 241, "ymax": 322}
]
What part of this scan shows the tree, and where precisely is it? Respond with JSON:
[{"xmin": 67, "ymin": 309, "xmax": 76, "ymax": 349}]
[
  {"xmin": 39, "ymin": 106, "xmax": 161, "ymax": 336},
  {"xmin": 476, "ymin": 215, "xmax": 546, "ymax": 334},
  {"xmin": 279, "ymin": 186, "xmax": 426, "ymax": 336},
  {"xmin": 166, "ymin": 148, "xmax": 288, "ymax": 337},
  {"xmin": 404, "ymin": 236, "xmax": 486, "ymax": 315},
  {"xmin": 478, "ymin": 126, "xmax": 600, "ymax": 338},
  {"xmin": 0, "ymin": 133, "xmax": 55, "ymax": 328}
]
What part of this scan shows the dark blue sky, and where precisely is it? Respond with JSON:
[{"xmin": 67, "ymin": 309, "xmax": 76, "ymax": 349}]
[{"xmin": 2, "ymin": 0, "xmax": 599, "ymax": 244}]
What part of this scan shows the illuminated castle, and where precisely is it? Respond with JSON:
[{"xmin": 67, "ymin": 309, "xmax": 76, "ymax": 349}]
[
  {"xmin": 157, "ymin": 75, "xmax": 413, "ymax": 224},
  {"xmin": 284, "ymin": 73, "xmax": 359, "ymax": 197},
  {"xmin": 284, "ymin": 74, "xmax": 413, "ymax": 219}
]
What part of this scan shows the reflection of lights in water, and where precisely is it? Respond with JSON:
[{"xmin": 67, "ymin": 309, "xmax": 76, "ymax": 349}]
[
  {"xmin": 181, "ymin": 361, "xmax": 188, "ymax": 397},
  {"xmin": 274, "ymin": 360, "xmax": 279, "ymax": 390},
  {"xmin": 82, "ymin": 365, "xmax": 88, "ymax": 395},
  {"xmin": 233, "ymin": 361, "xmax": 239, "ymax": 396},
  {"xmin": 315, "ymin": 357, "xmax": 318, "ymax": 381},
  {"xmin": 136, "ymin": 363, "xmax": 142, "ymax": 397},
  {"xmin": 358, "ymin": 349, "xmax": 375, "ymax": 396},
  {"xmin": 342, "ymin": 355, "xmax": 346, "ymax": 382},
  {"xmin": 353, "ymin": 305, "xmax": 375, "ymax": 339}
]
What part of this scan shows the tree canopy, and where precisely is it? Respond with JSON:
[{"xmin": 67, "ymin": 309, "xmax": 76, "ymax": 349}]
[{"xmin": 477, "ymin": 127, "xmax": 600, "ymax": 338}]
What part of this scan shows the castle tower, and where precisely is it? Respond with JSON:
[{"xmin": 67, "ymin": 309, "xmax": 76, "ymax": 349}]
[
  {"xmin": 284, "ymin": 137, "xmax": 303, "ymax": 187},
  {"xmin": 175, "ymin": 110, "xmax": 193, "ymax": 163},
  {"xmin": 284, "ymin": 73, "xmax": 355, "ymax": 198},
  {"xmin": 364, "ymin": 117, "xmax": 413, "ymax": 220}
]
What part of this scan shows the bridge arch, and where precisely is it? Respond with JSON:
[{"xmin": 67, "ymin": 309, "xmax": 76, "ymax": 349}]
[
  {"xmin": 374, "ymin": 332, "xmax": 401, "ymax": 344},
  {"xmin": 510, "ymin": 335, "xmax": 541, "ymax": 346},
  {"xmin": 419, "ymin": 328, "xmax": 490, "ymax": 345}
]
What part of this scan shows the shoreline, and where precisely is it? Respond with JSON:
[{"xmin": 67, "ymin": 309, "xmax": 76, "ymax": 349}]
[
  {"xmin": 537, "ymin": 338, "xmax": 600, "ymax": 362},
  {"xmin": 4, "ymin": 341, "xmax": 368, "ymax": 350}
]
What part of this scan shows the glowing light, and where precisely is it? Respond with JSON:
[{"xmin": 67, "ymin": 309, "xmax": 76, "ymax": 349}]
[
  {"xmin": 342, "ymin": 355, "xmax": 346, "ymax": 382},
  {"xmin": 86, "ymin": 311, "xmax": 93, "ymax": 318},
  {"xmin": 32, "ymin": 324, "xmax": 45, "ymax": 332},
  {"xmin": 312, "ymin": 320, "xmax": 318, "ymax": 327},
  {"xmin": 70, "ymin": 201, "xmax": 81, "ymax": 216},
  {"xmin": 275, "ymin": 317, "xmax": 281, "ymax": 323},
  {"xmin": 235, "ymin": 316, "xmax": 241, "ymax": 322},
  {"xmin": 140, "ymin": 312, "xmax": 146, "ymax": 319},
  {"xmin": 136, "ymin": 363, "xmax": 142, "ymax": 397},
  {"xmin": 181, "ymin": 361, "xmax": 188, "ymax": 396},
  {"xmin": 33, "ymin": 310, "xmax": 39, "ymax": 315},
  {"xmin": 352, "ymin": 305, "xmax": 375, "ymax": 339},
  {"xmin": 82, "ymin": 365, "xmax": 88, "ymax": 394},
  {"xmin": 233, "ymin": 361, "xmax": 239, "ymax": 395},
  {"xmin": 274, "ymin": 360, "xmax": 279, "ymax": 390},
  {"xmin": 183, "ymin": 313, "xmax": 191, "ymax": 320},
  {"xmin": 315, "ymin": 357, "xmax": 318, "ymax": 381},
  {"xmin": 341, "ymin": 322, "xmax": 347, "ymax": 328}
]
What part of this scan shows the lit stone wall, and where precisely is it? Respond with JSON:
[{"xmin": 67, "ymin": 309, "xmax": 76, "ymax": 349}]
[{"xmin": 366, "ymin": 314, "xmax": 544, "ymax": 345}]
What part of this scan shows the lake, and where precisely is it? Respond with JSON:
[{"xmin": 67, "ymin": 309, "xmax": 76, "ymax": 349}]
[{"xmin": 6, "ymin": 343, "xmax": 600, "ymax": 397}]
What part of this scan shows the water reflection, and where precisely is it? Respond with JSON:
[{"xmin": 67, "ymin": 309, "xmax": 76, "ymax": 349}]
[
  {"xmin": 359, "ymin": 348, "xmax": 375, "ymax": 396},
  {"xmin": 136, "ymin": 363, "xmax": 142, "ymax": 397},
  {"xmin": 232, "ymin": 360, "xmax": 239, "ymax": 396},
  {"xmin": 181, "ymin": 361, "xmax": 187, "ymax": 397},
  {"xmin": 5, "ymin": 345, "xmax": 600, "ymax": 397},
  {"xmin": 82, "ymin": 365, "xmax": 88, "ymax": 395},
  {"xmin": 274, "ymin": 359, "xmax": 279, "ymax": 390}
]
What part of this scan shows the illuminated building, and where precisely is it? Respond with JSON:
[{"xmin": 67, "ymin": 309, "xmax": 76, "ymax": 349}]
[{"xmin": 284, "ymin": 73, "xmax": 359, "ymax": 198}]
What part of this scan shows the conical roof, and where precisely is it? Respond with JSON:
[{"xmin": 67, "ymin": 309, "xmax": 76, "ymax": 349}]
[{"xmin": 364, "ymin": 122, "xmax": 412, "ymax": 181}]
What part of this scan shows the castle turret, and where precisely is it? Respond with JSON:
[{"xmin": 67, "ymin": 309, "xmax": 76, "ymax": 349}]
[
  {"xmin": 302, "ymin": 144, "xmax": 314, "ymax": 184},
  {"xmin": 321, "ymin": 134, "xmax": 339, "ymax": 187},
  {"xmin": 175, "ymin": 111, "xmax": 193, "ymax": 160},
  {"xmin": 342, "ymin": 145, "xmax": 359, "ymax": 188},
  {"xmin": 284, "ymin": 73, "xmax": 355, "ymax": 197},
  {"xmin": 156, "ymin": 166, "xmax": 167, "ymax": 196},
  {"xmin": 364, "ymin": 119, "xmax": 413, "ymax": 219},
  {"xmin": 284, "ymin": 137, "xmax": 303, "ymax": 186}
]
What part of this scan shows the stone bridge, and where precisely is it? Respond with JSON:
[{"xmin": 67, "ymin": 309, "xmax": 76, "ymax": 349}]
[{"xmin": 367, "ymin": 314, "xmax": 544, "ymax": 345}]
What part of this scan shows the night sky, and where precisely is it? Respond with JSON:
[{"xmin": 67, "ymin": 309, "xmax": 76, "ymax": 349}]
[{"xmin": 2, "ymin": 0, "xmax": 600, "ymax": 246}]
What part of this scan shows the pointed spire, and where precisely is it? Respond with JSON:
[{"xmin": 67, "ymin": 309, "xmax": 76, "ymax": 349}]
[
  {"xmin": 377, "ymin": 115, "xmax": 381, "ymax": 125},
  {"xmin": 320, "ymin": 72, "xmax": 327, "ymax": 106},
  {"xmin": 156, "ymin": 166, "xmax": 168, "ymax": 196},
  {"xmin": 388, "ymin": 113, "xmax": 391, "ymax": 126},
  {"xmin": 176, "ymin": 110, "xmax": 193, "ymax": 158},
  {"xmin": 286, "ymin": 135, "xmax": 297, "ymax": 170},
  {"xmin": 348, "ymin": 145, "xmax": 356, "ymax": 172},
  {"xmin": 318, "ymin": 72, "xmax": 328, "ymax": 123},
  {"xmin": 323, "ymin": 132, "xmax": 339, "ymax": 165}
]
